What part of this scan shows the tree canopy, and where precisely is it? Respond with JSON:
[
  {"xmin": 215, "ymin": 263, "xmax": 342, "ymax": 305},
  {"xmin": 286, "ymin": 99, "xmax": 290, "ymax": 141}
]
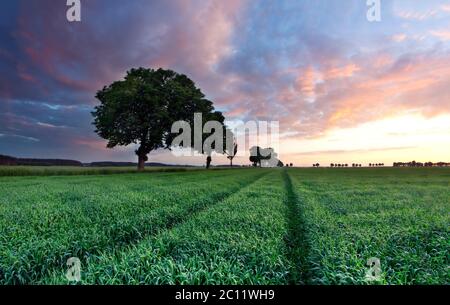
[
  {"xmin": 92, "ymin": 68, "xmax": 228, "ymax": 170},
  {"xmin": 249, "ymin": 146, "xmax": 283, "ymax": 167}
]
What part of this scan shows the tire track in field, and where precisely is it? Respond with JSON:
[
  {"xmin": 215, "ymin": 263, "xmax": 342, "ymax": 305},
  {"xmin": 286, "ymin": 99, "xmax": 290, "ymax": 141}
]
[
  {"xmin": 41, "ymin": 170, "xmax": 275, "ymax": 284},
  {"xmin": 283, "ymin": 169, "xmax": 311, "ymax": 284},
  {"xmin": 142, "ymin": 171, "xmax": 270, "ymax": 238},
  {"xmin": 33, "ymin": 171, "xmax": 270, "ymax": 284},
  {"xmin": 103, "ymin": 170, "xmax": 271, "ymax": 251},
  {"xmin": 149, "ymin": 170, "xmax": 270, "ymax": 232}
]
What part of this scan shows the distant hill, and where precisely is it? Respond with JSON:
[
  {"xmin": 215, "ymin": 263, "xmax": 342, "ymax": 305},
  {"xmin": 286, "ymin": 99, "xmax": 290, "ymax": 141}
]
[
  {"xmin": 88, "ymin": 161, "xmax": 196, "ymax": 167},
  {"xmin": 0, "ymin": 154, "xmax": 197, "ymax": 167},
  {"xmin": 214, "ymin": 164, "xmax": 245, "ymax": 168},
  {"xmin": 0, "ymin": 154, "xmax": 82, "ymax": 166},
  {"xmin": 88, "ymin": 161, "xmax": 137, "ymax": 167}
]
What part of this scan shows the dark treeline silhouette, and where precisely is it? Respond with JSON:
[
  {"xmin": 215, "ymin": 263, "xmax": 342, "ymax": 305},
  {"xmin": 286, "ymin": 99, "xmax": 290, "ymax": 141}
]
[
  {"xmin": 393, "ymin": 161, "xmax": 450, "ymax": 167},
  {"xmin": 90, "ymin": 161, "xmax": 137, "ymax": 167},
  {"xmin": 89, "ymin": 161, "xmax": 194, "ymax": 167},
  {"xmin": 369, "ymin": 163, "xmax": 385, "ymax": 167},
  {"xmin": 0, "ymin": 154, "xmax": 82, "ymax": 167},
  {"xmin": 0, "ymin": 155, "xmax": 197, "ymax": 168},
  {"xmin": 330, "ymin": 163, "xmax": 351, "ymax": 167}
]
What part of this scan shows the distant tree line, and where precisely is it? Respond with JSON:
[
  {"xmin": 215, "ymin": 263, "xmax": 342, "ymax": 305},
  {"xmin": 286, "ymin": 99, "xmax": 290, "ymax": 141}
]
[
  {"xmin": 88, "ymin": 161, "xmax": 195, "ymax": 167},
  {"xmin": 329, "ymin": 163, "xmax": 367, "ymax": 167},
  {"xmin": 330, "ymin": 163, "xmax": 353, "ymax": 167},
  {"xmin": 331, "ymin": 163, "xmax": 347, "ymax": 167},
  {"xmin": 0, "ymin": 155, "xmax": 199, "ymax": 168},
  {"xmin": 393, "ymin": 161, "xmax": 450, "ymax": 167},
  {"xmin": 0, "ymin": 154, "xmax": 82, "ymax": 167}
]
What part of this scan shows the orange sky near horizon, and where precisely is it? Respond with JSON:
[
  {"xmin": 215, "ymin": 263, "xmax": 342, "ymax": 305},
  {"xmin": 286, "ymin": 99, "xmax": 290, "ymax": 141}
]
[{"xmin": 278, "ymin": 114, "xmax": 450, "ymax": 166}]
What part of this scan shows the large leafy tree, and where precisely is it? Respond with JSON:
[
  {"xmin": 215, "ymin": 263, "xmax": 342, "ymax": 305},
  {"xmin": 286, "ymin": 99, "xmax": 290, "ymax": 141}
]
[{"xmin": 92, "ymin": 68, "xmax": 226, "ymax": 170}]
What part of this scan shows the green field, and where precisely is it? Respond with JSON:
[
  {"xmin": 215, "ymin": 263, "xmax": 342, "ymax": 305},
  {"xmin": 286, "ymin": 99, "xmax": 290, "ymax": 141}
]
[
  {"xmin": 0, "ymin": 166, "xmax": 202, "ymax": 177},
  {"xmin": 0, "ymin": 168, "xmax": 448, "ymax": 285}
]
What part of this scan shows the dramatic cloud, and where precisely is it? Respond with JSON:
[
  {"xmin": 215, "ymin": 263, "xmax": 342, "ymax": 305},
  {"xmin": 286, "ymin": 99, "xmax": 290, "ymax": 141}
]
[{"xmin": 0, "ymin": 0, "xmax": 449, "ymax": 164}]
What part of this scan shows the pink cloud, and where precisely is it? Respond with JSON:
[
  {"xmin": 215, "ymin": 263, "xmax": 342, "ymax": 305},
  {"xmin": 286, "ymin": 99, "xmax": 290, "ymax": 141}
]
[
  {"xmin": 247, "ymin": 48, "xmax": 450, "ymax": 141},
  {"xmin": 323, "ymin": 63, "xmax": 360, "ymax": 80},
  {"xmin": 6, "ymin": 0, "xmax": 450, "ymax": 152},
  {"xmin": 430, "ymin": 30, "xmax": 450, "ymax": 41}
]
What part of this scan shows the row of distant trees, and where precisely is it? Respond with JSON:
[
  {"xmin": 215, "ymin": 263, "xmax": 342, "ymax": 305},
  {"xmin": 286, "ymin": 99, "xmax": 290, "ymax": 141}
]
[
  {"xmin": 310, "ymin": 163, "xmax": 363, "ymax": 167},
  {"xmin": 393, "ymin": 161, "xmax": 450, "ymax": 167},
  {"xmin": 329, "ymin": 163, "xmax": 362, "ymax": 167}
]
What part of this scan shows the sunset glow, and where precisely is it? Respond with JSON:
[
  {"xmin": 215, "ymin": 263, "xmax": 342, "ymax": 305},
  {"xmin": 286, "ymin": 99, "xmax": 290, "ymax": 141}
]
[{"xmin": 1, "ymin": 0, "xmax": 449, "ymax": 165}]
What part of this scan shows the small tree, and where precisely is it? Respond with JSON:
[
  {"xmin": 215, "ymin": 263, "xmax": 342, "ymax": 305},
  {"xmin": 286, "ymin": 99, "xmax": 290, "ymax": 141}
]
[
  {"xmin": 249, "ymin": 146, "xmax": 282, "ymax": 168},
  {"xmin": 249, "ymin": 146, "xmax": 265, "ymax": 167},
  {"xmin": 192, "ymin": 111, "xmax": 232, "ymax": 169},
  {"xmin": 227, "ymin": 141, "xmax": 238, "ymax": 167},
  {"xmin": 93, "ymin": 68, "xmax": 225, "ymax": 171},
  {"xmin": 249, "ymin": 146, "xmax": 262, "ymax": 167}
]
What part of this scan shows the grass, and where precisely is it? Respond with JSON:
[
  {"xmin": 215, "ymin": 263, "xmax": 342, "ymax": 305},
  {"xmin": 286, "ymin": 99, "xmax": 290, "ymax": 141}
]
[
  {"xmin": 43, "ymin": 171, "xmax": 291, "ymax": 284},
  {"xmin": 0, "ymin": 169, "xmax": 265, "ymax": 284},
  {"xmin": 288, "ymin": 167, "xmax": 450, "ymax": 284},
  {"xmin": 0, "ymin": 167, "xmax": 448, "ymax": 284},
  {"xmin": 0, "ymin": 166, "xmax": 202, "ymax": 177}
]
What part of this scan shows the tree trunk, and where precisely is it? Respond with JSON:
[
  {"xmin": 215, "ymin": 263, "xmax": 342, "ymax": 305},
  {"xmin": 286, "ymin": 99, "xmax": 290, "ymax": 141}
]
[
  {"xmin": 230, "ymin": 159, "xmax": 233, "ymax": 167},
  {"xmin": 138, "ymin": 154, "xmax": 146, "ymax": 171}
]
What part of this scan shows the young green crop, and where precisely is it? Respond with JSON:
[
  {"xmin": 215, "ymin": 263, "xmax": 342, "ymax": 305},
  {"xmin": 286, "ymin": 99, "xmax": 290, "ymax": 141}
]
[
  {"xmin": 1, "ymin": 167, "xmax": 448, "ymax": 285},
  {"xmin": 42, "ymin": 171, "xmax": 294, "ymax": 285},
  {"xmin": 0, "ymin": 166, "xmax": 202, "ymax": 177},
  {"xmin": 0, "ymin": 169, "xmax": 266, "ymax": 284},
  {"xmin": 287, "ymin": 167, "xmax": 450, "ymax": 284}
]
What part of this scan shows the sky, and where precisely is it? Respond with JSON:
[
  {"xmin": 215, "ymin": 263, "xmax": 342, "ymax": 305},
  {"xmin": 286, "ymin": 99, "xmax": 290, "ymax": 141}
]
[{"xmin": 0, "ymin": 0, "xmax": 450, "ymax": 166}]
